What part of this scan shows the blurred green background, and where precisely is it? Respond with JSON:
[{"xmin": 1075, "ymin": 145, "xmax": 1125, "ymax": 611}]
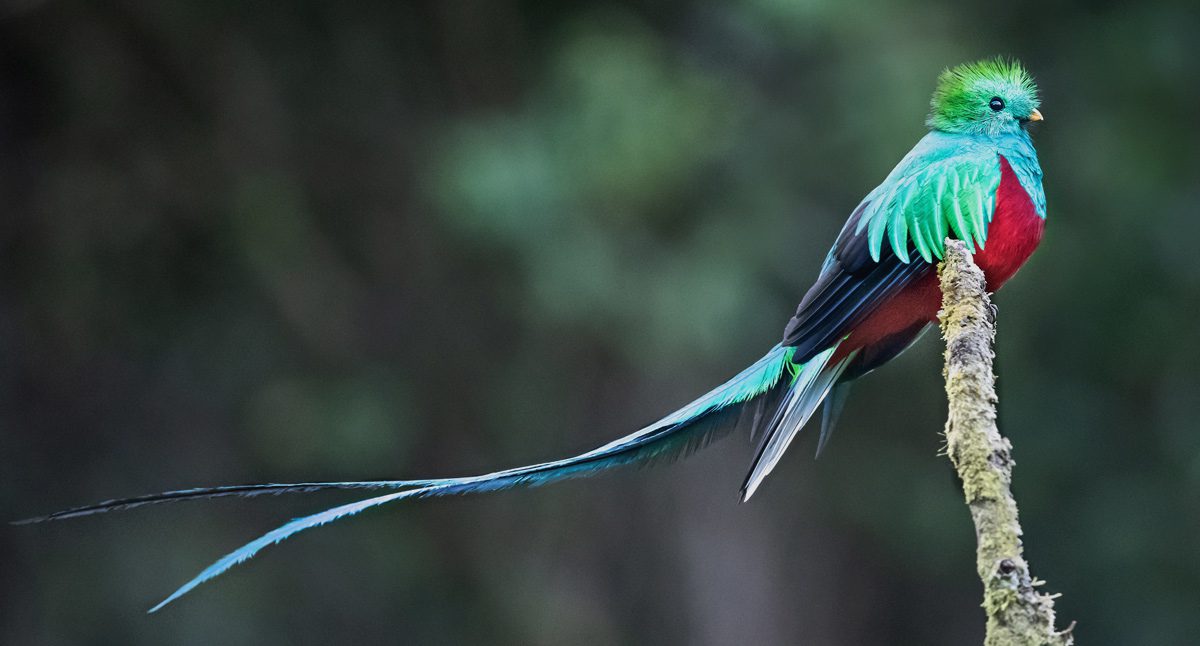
[{"xmin": 3, "ymin": 1, "xmax": 1198, "ymax": 644}]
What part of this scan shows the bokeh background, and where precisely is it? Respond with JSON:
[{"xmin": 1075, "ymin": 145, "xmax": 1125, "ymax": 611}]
[{"xmin": 2, "ymin": 1, "xmax": 1198, "ymax": 644}]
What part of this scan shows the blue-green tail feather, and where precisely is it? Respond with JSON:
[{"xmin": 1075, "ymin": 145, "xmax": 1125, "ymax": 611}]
[{"xmin": 146, "ymin": 344, "xmax": 807, "ymax": 611}]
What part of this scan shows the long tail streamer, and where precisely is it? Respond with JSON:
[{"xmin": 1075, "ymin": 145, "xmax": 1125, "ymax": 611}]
[{"xmin": 20, "ymin": 343, "xmax": 845, "ymax": 612}]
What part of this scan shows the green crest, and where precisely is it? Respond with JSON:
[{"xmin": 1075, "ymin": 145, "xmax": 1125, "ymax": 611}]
[{"xmin": 927, "ymin": 58, "xmax": 1040, "ymax": 136}]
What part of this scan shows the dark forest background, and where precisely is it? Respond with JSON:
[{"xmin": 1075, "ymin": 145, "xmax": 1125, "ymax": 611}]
[{"xmin": 3, "ymin": 1, "xmax": 1198, "ymax": 644}]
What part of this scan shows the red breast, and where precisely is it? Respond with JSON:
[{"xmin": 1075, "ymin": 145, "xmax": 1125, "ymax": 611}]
[
  {"xmin": 840, "ymin": 154, "xmax": 1044, "ymax": 355},
  {"xmin": 973, "ymin": 155, "xmax": 1045, "ymax": 292}
]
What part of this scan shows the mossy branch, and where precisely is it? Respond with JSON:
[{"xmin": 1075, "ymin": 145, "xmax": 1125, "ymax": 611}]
[{"xmin": 938, "ymin": 239, "xmax": 1075, "ymax": 646}]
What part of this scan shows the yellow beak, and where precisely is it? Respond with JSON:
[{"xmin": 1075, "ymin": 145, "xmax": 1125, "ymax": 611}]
[{"xmin": 1029, "ymin": 109, "xmax": 1044, "ymax": 122}]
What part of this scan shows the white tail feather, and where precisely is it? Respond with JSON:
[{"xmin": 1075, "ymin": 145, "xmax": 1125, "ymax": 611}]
[{"xmin": 741, "ymin": 348, "xmax": 858, "ymax": 501}]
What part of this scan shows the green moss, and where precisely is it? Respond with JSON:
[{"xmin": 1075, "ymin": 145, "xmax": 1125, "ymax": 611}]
[{"xmin": 938, "ymin": 241, "xmax": 1073, "ymax": 646}]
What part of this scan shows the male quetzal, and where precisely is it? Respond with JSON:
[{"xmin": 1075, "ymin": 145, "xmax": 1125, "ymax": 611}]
[{"xmin": 21, "ymin": 58, "xmax": 1047, "ymax": 611}]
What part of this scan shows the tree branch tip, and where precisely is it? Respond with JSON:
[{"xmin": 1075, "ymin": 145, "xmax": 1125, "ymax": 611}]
[{"xmin": 938, "ymin": 238, "xmax": 1073, "ymax": 644}]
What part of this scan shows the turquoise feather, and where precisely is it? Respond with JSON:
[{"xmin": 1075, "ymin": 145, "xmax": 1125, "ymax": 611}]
[
  {"xmin": 851, "ymin": 129, "xmax": 1044, "ymax": 264},
  {"xmin": 147, "ymin": 343, "xmax": 836, "ymax": 611}
]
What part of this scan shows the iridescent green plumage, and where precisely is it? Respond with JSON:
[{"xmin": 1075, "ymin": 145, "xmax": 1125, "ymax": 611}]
[
  {"xmin": 857, "ymin": 141, "xmax": 1002, "ymax": 263},
  {"xmin": 846, "ymin": 58, "xmax": 1044, "ymax": 264},
  {"xmin": 927, "ymin": 58, "xmax": 1041, "ymax": 135}
]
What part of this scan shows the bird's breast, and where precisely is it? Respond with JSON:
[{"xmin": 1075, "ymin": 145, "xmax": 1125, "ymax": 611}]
[
  {"xmin": 973, "ymin": 155, "xmax": 1044, "ymax": 291},
  {"xmin": 835, "ymin": 154, "xmax": 1043, "ymax": 367}
]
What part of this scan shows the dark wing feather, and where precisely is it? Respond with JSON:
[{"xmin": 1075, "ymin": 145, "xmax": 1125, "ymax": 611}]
[
  {"xmin": 783, "ymin": 211, "xmax": 933, "ymax": 362},
  {"xmin": 783, "ymin": 133, "xmax": 1021, "ymax": 361}
]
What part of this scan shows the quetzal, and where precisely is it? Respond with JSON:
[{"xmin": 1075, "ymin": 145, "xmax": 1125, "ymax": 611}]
[{"xmin": 20, "ymin": 58, "xmax": 1046, "ymax": 611}]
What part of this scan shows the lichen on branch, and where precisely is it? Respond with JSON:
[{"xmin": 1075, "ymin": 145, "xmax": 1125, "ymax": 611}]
[{"xmin": 938, "ymin": 239, "xmax": 1074, "ymax": 646}]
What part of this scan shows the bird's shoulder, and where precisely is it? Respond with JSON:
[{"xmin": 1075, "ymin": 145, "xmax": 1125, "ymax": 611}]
[
  {"xmin": 786, "ymin": 131, "xmax": 1043, "ymax": 356},
  {"xmin": 838, "ymin": 131, "xmax": 1027, "ymax": 265}
]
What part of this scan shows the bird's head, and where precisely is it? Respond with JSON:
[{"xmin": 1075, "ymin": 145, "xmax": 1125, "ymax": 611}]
[{"xmin": 927, "ymin": 58, "xmax": 1042, "ymax": 136}]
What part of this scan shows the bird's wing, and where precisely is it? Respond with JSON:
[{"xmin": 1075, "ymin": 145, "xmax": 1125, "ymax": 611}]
[
  {"xmin": 854, "ymin": 134, "xmax": 1004, "ymax": 264},
  {"xmin": 782, "ymin": 133, "xmax": 1002, "ymax": 361}
]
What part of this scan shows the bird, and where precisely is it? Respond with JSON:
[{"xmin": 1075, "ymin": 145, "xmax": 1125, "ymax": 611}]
[{"xmin": 18, "ymin": 57, "xmax": 1046, "ymax": 612}]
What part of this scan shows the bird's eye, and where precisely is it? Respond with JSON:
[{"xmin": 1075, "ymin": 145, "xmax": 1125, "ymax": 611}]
[{"xmin": 989, "ymin": 97, "xmax": 1005, "ymax": 111}]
